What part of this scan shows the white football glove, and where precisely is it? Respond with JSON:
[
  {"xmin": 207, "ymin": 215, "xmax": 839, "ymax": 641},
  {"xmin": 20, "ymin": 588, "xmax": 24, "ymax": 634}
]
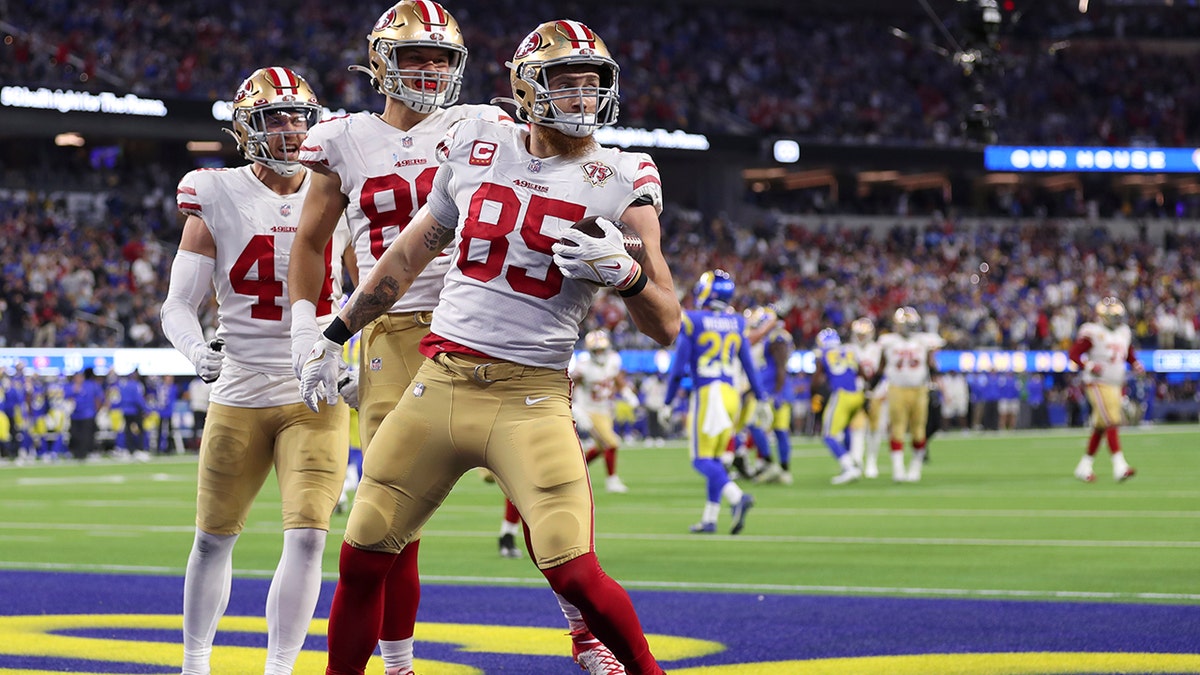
[
  {"xmin": 191, "ymin": 339, "xmax": 225, "ymax": 383},
  {"xmin": 338, "ymin": 366, "xmax": 360, "ymax": 410},
  {"xmin": 299, "ymin": 337, "xmax": 343, "ymax": 412},
  {"xmin": 552, "ymin": 217, "xmax": 642, "ymax": 290},
  {"xmin": 290, "ymin": 300, "xmax": 321, "ymax": 380}
]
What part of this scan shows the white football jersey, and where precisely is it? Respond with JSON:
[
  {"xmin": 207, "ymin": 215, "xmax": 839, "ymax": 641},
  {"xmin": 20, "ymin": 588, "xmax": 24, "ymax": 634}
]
[
  {"xmin": 855, "ymin": 340, "xmax": 887, "ymax": 397},
  {"xmin": 1077, "ymin": 322, "xmax": 1134, "ymax": 386},
  {"xmin": 299, "ymin": 106, "xmax": 512, "ymax": 313},
  {"xmin": 426, "ymin": 119, "xmax": 663, "ymax": 368},
  {"xmin": 176, "ymin": 166, "xmax": 350, "ymax": 407},
  {"xmin": 571, "ymin": 350, "xmax": 623, "ymax": 415},
  {"xmin": 877, "ymin": 331, "xmax": 945, "ymax": 388}
]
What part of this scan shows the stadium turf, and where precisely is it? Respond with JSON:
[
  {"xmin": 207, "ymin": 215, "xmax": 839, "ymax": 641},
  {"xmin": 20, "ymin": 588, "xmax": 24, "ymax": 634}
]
[{"xmin": 0, "ymin": 426, "xmax": 1197, "ymax": 673}]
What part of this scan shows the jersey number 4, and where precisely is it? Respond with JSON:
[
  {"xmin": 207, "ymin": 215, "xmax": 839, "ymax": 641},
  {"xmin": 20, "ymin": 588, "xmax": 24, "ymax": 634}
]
[{"xmin": 229, "ymin": 234, "xmax": 334, "ymax": 320}]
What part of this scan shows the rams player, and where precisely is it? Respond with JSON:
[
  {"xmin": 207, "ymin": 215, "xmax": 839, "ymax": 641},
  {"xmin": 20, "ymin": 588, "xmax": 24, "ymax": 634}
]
[
  {"xmin": 744, "ymin": 305, "xmax": 795, "ymax": 485},
  {"xmin": 665, "ymin": 270, "xmax": 765, "ymax": 534},
  {"xmin": 812, "ymin": 328, "xmax": 865, "ymax": 485},
  {"xmin": 161, "ymin": 67, "xmax": 352, "ymax": 675},
  {"xmin": 299, "ymin": 18, "xmax": 677, "ymax": 675},
  {"xmin": 1069, "ymin": 296, "xmax": 1143, "ymax": 483}
]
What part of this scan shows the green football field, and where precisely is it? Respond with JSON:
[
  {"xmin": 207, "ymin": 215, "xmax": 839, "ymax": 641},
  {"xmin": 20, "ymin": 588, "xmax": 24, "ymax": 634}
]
[{"xmin": 1, "ymin": 425, "xmax": 1198, "ymax": 605}]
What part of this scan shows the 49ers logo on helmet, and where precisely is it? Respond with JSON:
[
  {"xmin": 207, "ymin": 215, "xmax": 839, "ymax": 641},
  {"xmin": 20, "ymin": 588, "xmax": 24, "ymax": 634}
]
[
  {"xmin": 514, "ymin": 31, "xmax": 541, "ymax": 59},
  {"xmin": 373, "ymin": 8, "xmax": 396, "ymax": 32}
]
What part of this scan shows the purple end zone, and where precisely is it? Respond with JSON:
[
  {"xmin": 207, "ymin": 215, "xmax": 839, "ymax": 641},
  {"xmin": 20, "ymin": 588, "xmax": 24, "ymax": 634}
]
[{"xmin": 3, "ymin": 570, "xmax": 1198, "ymax": 672}]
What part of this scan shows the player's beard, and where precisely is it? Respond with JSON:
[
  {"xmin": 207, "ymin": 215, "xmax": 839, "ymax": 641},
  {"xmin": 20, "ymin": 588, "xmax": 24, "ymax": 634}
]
[{"xmin": 534, "ymin": 125, "xmax": 598, "ymax": 159}]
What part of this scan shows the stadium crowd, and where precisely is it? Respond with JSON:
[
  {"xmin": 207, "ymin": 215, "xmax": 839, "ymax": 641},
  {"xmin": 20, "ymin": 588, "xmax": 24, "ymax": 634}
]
[{"xmin": 4, "ymin": 1, "xmax": 1200, "ymax": 146}]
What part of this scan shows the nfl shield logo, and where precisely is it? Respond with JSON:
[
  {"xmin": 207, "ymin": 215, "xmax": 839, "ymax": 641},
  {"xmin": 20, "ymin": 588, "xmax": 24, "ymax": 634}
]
[
  {"xmin": 413, "ymin": 383, "xmax": 425, "ymax": 397},
  {"xmin": 527, "ymin": 158, "xmax": 542, "ymax": 173},
  {"xmin": 402, "ymin": 137, "xmax": 414, "ymax": 148},
  {"xmin": 279, "ymin": 204, "xmax": 292, "ymax": 217},
  {"xmin": 370, "ymin": 357, "xmax": 383, "ymax": 371}
]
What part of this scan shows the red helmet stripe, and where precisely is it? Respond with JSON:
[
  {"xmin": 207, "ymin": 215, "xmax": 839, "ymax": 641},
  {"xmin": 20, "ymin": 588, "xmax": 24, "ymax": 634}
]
[
  {"xmin": 557, "ymin": 20, "xmax": 595, "ymax": 48},
  {"xmin": 413, "ymin": 0, "xmax": 447, "ymax": 29},
  {"xmin": 266, "ymin": 67, "xmax": 299, "ymax": 93}
]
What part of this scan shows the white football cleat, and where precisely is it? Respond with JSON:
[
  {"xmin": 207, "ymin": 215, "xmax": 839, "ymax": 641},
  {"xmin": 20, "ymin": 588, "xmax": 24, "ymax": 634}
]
[
  {"xmin": 605, "ymin": 475, "xmax": 629, "ymax": 493},
  {"xmin": 1115, "ymin": 466, "xmax": 1136, "ymax": 482},
  {"xmin": 1074, "ymin": 467, "xmax": 1096, "ymax": 483},
  {"xmin": 754, "ymin": 463, "xmax": 783, "ymax": 483},
  {"xmin": 571, "ymin": 628, "xmax": 627, "ymax": 674},
  {"xmin": 830, "ymin": 466, "xmax": 862, "ymax": 485}
]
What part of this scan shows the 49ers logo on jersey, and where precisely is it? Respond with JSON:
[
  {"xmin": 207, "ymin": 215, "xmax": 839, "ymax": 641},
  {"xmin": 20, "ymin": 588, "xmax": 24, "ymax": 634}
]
[
  {"xmin": 469, "ymin": 141, "xmax": 497, "ymax": 166},
  {"xmin": 581, "ymin": 160, "xmax": 613, "ymax": 187}
]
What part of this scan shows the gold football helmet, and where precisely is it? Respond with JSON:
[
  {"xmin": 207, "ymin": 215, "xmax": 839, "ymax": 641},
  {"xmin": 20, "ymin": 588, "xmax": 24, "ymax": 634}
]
[
  {"xmin": 744, "ymin": 306, "xmax": 778, "ymax": 333},
  {"xmin": 351, "ymin": 0, "xmax": 466, "ymax": 113},
  {"xmin": 225, "ymin": 67, "xmax": 321, "ymax": 177},
  {"xmin": 584, "ymin": 329, "xmax": 612, "ymax": 355},
  {"xmin": 1096, "ymin": 296, "xmax": 1126, "ymax": 328},
  {"xmin": 505, "ymin": 19, "xmax": 620, "ymax": 137},
  {"xmin": 851, "ymin": 317, "xmax": 875, "ymax": 344},
  {"xmin": 893, "ymin": 306, "xmax": 920, "ymax": 335}
]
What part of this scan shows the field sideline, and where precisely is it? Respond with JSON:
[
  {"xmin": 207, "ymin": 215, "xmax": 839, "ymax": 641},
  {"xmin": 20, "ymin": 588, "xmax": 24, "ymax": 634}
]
[{"xmin": 1, "ymin": 426, "xmax": 1198, "ymax": 673}]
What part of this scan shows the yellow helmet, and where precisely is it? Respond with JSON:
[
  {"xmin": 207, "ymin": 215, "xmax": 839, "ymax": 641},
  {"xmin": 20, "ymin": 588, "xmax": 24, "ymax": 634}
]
[
  {"xmin": 1095, "ymin": 296, "xmax": 1126, "ymax": 328},
  {"xmin": 744, "ymin": 306, "xmax": 778, "ymax": 332},
  {"xmin": 893, "ymin": 306, "xmax": 920, "ymax": 335},
  {"xmin": 851, "ymin": 317, "xmax": 875, "ymax": 344},
  {"xmin": 352, "ymin": 0, "xmax": 467, "ymax": 113},
  {"xmin": 506, "ymin": 19, "xmax": 620, "ymax": 137},
  {"xmin": 584, "ymin": 329, "xmax": 612, "ymax": 354},
  {"xmin": 225, "ymin": 67, "xmax": 321, "ymax": 177}
]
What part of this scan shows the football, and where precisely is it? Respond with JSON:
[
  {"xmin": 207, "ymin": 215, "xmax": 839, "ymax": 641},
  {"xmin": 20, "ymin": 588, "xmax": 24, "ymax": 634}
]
[{"xmin": 564, "ymin": 215, "xmax": 646, "ymax": 263}]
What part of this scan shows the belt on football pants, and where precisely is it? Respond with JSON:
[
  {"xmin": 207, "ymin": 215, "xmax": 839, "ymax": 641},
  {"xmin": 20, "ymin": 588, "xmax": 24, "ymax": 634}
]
[
  {"xmin": 432, "ymin": 352, "xmax": 548, "ymax": 384},
  {"xmin": 375, "ymin": 310, "xmax": 434, "ymax": 330}
]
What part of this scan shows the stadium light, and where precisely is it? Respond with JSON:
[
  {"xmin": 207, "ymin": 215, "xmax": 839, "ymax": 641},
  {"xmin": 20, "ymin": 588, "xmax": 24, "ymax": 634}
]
[{"xmin": 773, "ymin": 139, "xmax": 800, "ymax": 163}]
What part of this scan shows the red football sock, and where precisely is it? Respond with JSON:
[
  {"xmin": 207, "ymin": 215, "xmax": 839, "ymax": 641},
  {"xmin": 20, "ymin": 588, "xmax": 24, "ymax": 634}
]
[
  {"xmin": 380, "ymin": 539, "xmax": 420, "ymax": 641},
  {"xmin": 1105, "ymin": 427, "xmax": 1121, "ymax": 453},
  {"xmin": 585, "ymin": 448, "xmax": 602, "ymax": 465},
  {"xmin": 326, "ymin": 542, "xmax": 398, "ymax": 675},
  {"xmin": 603, "ymin": 447, "xmax": 617, "ymax": 476},
  {"xmin": 504, "ymin": 499, "xmax": 521, "ymax": 525},
  {"xmin": 890, "ymin": 439, "xmax": 903, "ymax": 452},
  {"xmin": 1087, "ymin": 429, "xmax": 1103, "ymax": 456},
  {"xmin": 540, "ymin": 553, "xmax": 663, "ymax": 675},
  {"xmin": 914, "ymin": 439, "xmax": 927, "ymax": 450}
]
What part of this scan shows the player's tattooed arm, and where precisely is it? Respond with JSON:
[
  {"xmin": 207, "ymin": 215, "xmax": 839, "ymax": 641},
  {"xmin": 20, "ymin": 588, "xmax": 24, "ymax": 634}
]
[
  {"xmin": 424, "ymin": 219, "xmax": 455, "ymax": 252},
  {"xmin": 344, "ymin": 276, "xmax": 402, "ymax": 334}
]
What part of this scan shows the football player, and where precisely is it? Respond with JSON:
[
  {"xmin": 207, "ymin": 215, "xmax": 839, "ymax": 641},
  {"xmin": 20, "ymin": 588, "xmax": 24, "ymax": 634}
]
[
  {"xmin": 298, "ymin": 18, "xmax": 676, "ymax": 675},
  {"xmin": 812, "ymin": 328, "xmax": 865, "ymax": 485},
  {"xmin": 664, "ymin": 270, "xmax": 764, "ymax": 534},
  {"xmin": 870, "ymin": 307, "xmax": 944, "ymax": 482},
  {"xmin": 571, "ymin": 329, "xmax": 632, "ymax": 493},
  {"xmin": 161, "ymin": 67, "xmax": 353, "ymax": 675},
  {"xmin": 743, "ymin": 306, "xmax": 795, "ymax": 484},
  {"xmin": 1068, "ymin": 296, "xmax": 1143, "ymax": 482},
  {"xmin": 848, "ymin": 317, "xmax": 887, "ymax": 478},
  {"xmin": 288, "ymin": 4, "xmax": 620, "ymax": 672}
]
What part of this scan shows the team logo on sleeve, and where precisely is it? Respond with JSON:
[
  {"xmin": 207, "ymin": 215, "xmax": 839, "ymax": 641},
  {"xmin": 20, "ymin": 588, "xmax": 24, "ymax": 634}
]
[
  {"xmin": 469, "ymin": 141, "xmax": 497, "ymax": 166},
  {"xmin": 581, "ymin": 160, "xmax": 613, "ymax": 187}
]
